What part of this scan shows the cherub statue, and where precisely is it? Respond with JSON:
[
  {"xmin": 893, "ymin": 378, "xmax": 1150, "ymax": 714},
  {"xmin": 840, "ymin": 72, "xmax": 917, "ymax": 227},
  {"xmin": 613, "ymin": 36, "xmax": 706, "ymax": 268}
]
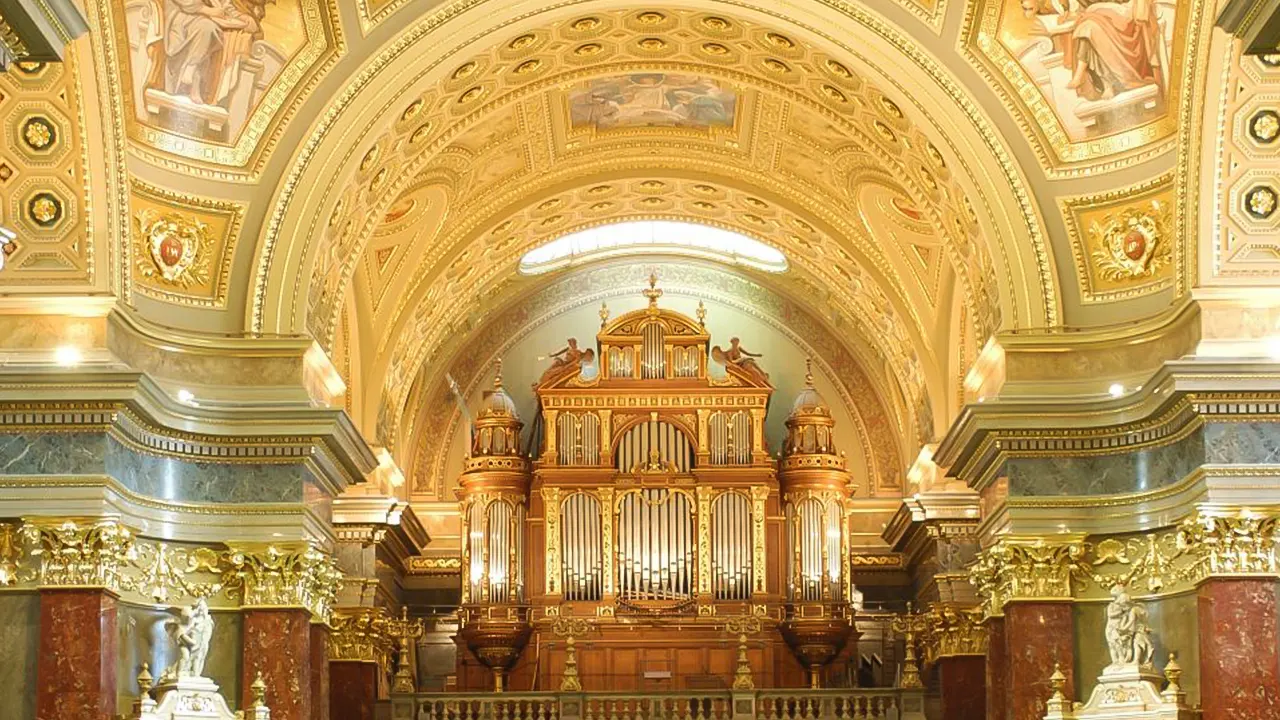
[
  {"xmin": 711, "ymin": 337, "xmax": 769, "ymax": 384},
  {"xmin": 166, "ymin": 598, "xmax": 215, "ymax": 679},
  {"xmin": 1104, "ymin": 585, "xmax": 1154, "ymax": 669},
  {"xmin": 537, "ymin": 338, "xmax": 595, "ymax": 385}
]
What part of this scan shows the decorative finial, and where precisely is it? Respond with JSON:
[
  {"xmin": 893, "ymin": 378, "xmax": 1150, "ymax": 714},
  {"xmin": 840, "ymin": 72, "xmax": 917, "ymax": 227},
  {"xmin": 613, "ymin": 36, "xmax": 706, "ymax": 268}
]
[
  {"xmin": 804, "ymin": 358, "xmax": 814, "ymax": 387},
  {"xmin": 1048, "ymin": 663, "xmax": 1067, "ymax": 700},
  {"xmin": 250, "ymin": 671, "xmax": 267, "ymax": 708},
  {"xmin": 599, "ymin": 301, "xmax": 609, "ymax": 328},
  {"xmin": 493, "ymin": 358, "xmax": 503, "ymax": 389},
  {"xmin": 1163, "ymin": 652, "xmax": 1183, "ymax": 692},
  {"xmin": 696, "ymin": 300, "xmax": 707, "ymax": 327},
  {"xmin": 137, "ymin": 663, "xmax": 153, "ymax": 696},
  {"xmin": 642, "ymin": 272, "xmax": 663, "ymax": 308}
]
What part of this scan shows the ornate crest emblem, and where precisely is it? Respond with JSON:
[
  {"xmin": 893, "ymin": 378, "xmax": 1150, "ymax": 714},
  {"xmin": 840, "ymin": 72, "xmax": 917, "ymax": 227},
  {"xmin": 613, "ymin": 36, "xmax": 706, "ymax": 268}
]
[
  {"xmin": 1089, "ymin": 201, "xmax": 1171, "ymax": 282},
  {"xmin": 133, "ymin": 209, "xmax": 212, "ymax": 288}
]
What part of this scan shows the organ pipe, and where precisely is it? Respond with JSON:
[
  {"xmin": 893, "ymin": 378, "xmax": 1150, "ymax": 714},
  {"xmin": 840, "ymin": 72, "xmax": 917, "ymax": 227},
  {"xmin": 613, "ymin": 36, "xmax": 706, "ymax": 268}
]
[
  {"xmin": 711, "ymin": 492, "xmax": 752, "ymax": 601},
  {"xmin": 615, "ymin": 420, "xmax": 693, "ymax": 473},
  {"xmin": 617, "ymin": 489, "xmax": 694, "ymax": 600},
  {"xmin": 562, "ymin": 493, "xmax": 602, "ymax": 601}
]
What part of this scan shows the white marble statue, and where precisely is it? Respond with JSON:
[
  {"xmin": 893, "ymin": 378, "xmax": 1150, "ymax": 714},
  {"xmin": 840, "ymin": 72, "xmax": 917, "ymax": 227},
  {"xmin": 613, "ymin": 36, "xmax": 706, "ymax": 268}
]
[
  {"xmin": 167, "ymin": 598, "xmax": 215, "ymax": 679},
  {"xmin": 1104, "ymin": 585, "xmax": 1154, "ymax": 669}
]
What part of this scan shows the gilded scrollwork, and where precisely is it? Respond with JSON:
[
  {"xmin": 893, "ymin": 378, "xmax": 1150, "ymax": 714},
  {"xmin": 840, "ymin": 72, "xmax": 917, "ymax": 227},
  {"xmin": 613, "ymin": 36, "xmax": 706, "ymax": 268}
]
[
  {"xmin": 22, "ymin": 517, "xmax": 137, "ymax": 590},
  {"xmin": 918, "ymin": 605, "xmax": 987, "ymax": 666},
  {"xmin": 968, "ymin": 537, "xmax": 1092, "ymax": 615}
]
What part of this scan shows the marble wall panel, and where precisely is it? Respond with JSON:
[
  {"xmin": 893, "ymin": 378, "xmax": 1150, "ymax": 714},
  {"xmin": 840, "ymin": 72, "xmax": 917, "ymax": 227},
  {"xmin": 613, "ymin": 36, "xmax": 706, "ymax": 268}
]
[
  {"xmin": 985, "ymin": 617, "xmax": 1007, "ymax": 720},
  {"xmin": 1006, "ymin": 430, "xmax": 1203, "ymax": 497},
  {"xmin": 330, "ymin": 662, "xmax": 377, "ymax": 720},
  {"xmin": 116, "ymin": 605, "xmax": 242, "ymax": 714},
  {"xmin": 105, "ymin": 437, "xmax": 308, "ymax": 503},
  {"xmin": 0, "ymin": 593, "xmax": 39, "ymax": 720},
  {"xmin": 1204, "ymin": 422, "xmax": 1280, "ymax": 464},
  {"xmin": 311, "ymin": 624, "xmax": 330, "ymax": 720},
  {"xmin": 1198, "ymin": 578, "xmax": 1280, "ymax": 720},
  {"xmin": 1073, "ymin": 594, "xmax": 1199, "ymax": 706},
  {"xmin": 1005, "ymin": 602, "xmax": 1074, "ymax": 720},
  {"xmin": 0, "ymin": 432, "xmax": 106, "ymax": 475},
  {"xmin": 242, "ymin": 609, "xmax": 312, "ymax": 720},
  {"xmin": 36, "ymin": 589, "xmax": 117, "ymax": 720},
  {"xmin": 937, "ymin": 655, "xmax": 985, "ymax": 720}
]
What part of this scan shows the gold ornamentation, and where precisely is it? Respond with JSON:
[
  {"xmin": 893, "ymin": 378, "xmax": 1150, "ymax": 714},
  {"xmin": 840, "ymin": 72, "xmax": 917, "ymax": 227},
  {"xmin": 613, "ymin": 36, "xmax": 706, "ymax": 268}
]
[
  {"xmin": 552, "ymin": 617, "xmax": 591, "ymax": 691},
  {"xmin": 23, "ymin": 518, "xmax": 137, "ymax": 590},
  {"xmin": 0, "ymin": 523, "xmax": 24, "ymax": 586},
  {"xmin": 387, "ymin": 607, "xmax": 426, "ymax": 692},
  {"xmin": 1249, "ymin": 110, "xmax": 1279, "ymax": 143},
  {"xmin": 637, "ymin": 38, "xmax": 668, "ymax": 52},
  {"xmin": 918, "ymin": 605, "xmax": 987, "ymax": 665},
  {"xmin": 406, "ymin": 556, "xmax": 461, "ymax": 574},
  {"xmin": 134, "ymin": 208, "xmax": 213, "ymax": 287},
  {"xmin": 27, "ymin": 193, "xmax": 61, "ymax": 226},
  {"xmin": 1246, "ymin": 186, "xmax": 1278, "ymax": 219},
  {"xmin": 329, "ymin": 607, "xmax": 395, "ymax": 665},
  {"xmin": 21, "ymin": 118, "xmax": 54, "ymax": 150},
  {"xmin": 129, "ymin": 543, "xmax": 224, "ymax": 603},
  {"xmin": 724, "ymin": 615, "xmax": 763, "ymax": 690},
  {"xmin": 1089, "ymin": 201, "xmax": 1172, "ymax": 282},
  {"xmin": 223, "ymin": 543, "xmax": 343, "ymax": 621},
  {"xmin": 1061, "ymin": 173, "xmax": 1176, "ymax": 303},
  {"xmin": 889, "ymin": 606, "xmax": 926, "ymax": 689},
  {"xmin": 969, "ymin": 537, "xmax": 1091, "ymax": 615}
]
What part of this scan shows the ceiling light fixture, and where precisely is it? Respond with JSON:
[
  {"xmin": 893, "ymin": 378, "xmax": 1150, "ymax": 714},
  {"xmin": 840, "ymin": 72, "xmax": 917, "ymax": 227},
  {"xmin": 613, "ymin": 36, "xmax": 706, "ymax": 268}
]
[
  {"xmin": 177, "ymin": 389, "xmax": 195, "ymax": 403},
  {"xmin": 1108, "ymin": 383, "xmax": 1125, "ymax": 398}
]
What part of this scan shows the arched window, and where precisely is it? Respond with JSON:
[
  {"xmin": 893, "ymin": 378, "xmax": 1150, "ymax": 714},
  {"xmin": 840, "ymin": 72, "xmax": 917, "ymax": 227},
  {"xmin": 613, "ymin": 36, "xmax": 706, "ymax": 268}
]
[{"xmin": 518, "ymin": 220, "xmax": 788, "ymax": 274}]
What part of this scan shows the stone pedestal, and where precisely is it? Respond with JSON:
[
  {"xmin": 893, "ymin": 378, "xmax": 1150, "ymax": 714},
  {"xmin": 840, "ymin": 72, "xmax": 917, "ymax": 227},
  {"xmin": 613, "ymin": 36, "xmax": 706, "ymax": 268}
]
[
  {"xmin": 136, "ymin": 674, "xmax": 269, "ymax": 720},
  {"xmin": 938, "ymin": 655, "xmax": 986, "ymax": 720},
  {"xmin": 1198, "ymin": 578, "xmax": 1280, "ymax": 720},
  {"xmin": 36, "ymin": 588, "xmax": 117, "ymax": 720},
  {"xmin": 987, "ymin": 616, "xmax": 1008, "ymax": 720},
  {"xmin": 1043, "ymin": 665, "xmax": 1195, "ymax": 720},
  {"xmin": 243, "ymin": 609, "xmax": 313, "ymax": 720},
  {"xmin": 330, "ymin": 662, "xmax": 378, "ymax": 720},
  {"xmin": 1006, "ymin": 602, "xmax": 1074, "ymax": 720}
]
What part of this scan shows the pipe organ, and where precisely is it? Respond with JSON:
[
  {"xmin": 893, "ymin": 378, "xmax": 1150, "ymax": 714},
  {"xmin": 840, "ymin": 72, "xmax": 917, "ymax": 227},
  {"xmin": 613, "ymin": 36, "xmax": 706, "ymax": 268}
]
[{"xmin": 456, "ymin": 278, "xmax": 860, "ymax": 692}]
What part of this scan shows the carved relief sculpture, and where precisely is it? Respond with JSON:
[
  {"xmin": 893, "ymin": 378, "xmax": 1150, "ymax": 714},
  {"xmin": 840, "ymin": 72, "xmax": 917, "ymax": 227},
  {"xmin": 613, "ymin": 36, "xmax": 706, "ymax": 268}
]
[{"xmin": 165, "ymin": 598, "xmax": 215, "ymax": 680}]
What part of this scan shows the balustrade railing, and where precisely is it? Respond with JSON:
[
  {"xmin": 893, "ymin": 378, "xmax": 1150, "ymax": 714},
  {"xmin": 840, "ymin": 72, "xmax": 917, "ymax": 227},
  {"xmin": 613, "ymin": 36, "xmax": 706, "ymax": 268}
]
[{"xmin": 392, "ymin": 688, "xmax": 924, "ymax": 720}]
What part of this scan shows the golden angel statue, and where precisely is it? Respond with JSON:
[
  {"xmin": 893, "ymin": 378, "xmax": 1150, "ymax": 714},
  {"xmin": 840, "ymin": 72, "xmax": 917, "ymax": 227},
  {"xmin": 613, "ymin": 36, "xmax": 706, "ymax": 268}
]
[{"xmin": 711, "ymin": 337, "xmax": 769, "ymax": 384}]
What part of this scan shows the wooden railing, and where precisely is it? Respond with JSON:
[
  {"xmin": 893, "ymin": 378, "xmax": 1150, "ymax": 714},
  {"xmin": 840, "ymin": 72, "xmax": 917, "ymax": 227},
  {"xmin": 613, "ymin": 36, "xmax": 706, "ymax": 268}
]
[{"xmin": 391, "ymin": 688, "xmax": 926, "ymax": 720}]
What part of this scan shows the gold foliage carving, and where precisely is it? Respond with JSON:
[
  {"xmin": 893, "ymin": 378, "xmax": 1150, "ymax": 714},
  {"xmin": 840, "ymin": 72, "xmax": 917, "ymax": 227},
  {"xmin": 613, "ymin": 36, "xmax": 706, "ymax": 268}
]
[
  {"xmin": 1061, "ymin": 173, "xmax": 1176, "ymax": 303},
  {"xmin": 972, "ymin": 510, "xmax": 1280, "ymax": 615},
  {"xmin": 224, "ymin": 543, "xmax": 343, "ymax": 621},
  {"xmin": 129, "ymin": 181, "xmax": 245, "ymax": 308},
  {"xmin": 329, "ymin": 607, "xmax": 396, "ymax": 665}
]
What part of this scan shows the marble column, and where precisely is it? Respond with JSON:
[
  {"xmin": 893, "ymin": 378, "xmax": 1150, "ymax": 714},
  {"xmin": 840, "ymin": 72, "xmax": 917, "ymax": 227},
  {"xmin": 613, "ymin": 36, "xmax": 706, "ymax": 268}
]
[
  {"xmin": 1198, "ymin": 578, "xmax": 1280, "ymax": 720},
  {"xmin": 330, "ymin": 662, "xmax": 378, "ymax": 720},
  {"xmin": 1004, "ymin": 602, "xmax": 1073, "ymax": 720},
  {"xmin": 311, "ymin": 624, "xmax": 330, "ymax": 720},
  {"xmin": 242, "ymin": 609, "xmax": 313, "ymax": 720},
  {"xmin": 937, "ymin": 655, "xmax": 986, "ymax": 720},
  {"xmin": 984, "ymin": 617, "xmax": 1007, "ymax": 720},
  {"xmin": 35, "ymin": 589, "xmax": 118, "ymax": 720}
]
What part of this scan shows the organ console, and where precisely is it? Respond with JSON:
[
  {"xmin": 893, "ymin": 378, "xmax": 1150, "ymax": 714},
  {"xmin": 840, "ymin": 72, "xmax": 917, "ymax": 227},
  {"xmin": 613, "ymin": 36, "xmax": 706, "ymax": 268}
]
[{"xmin": 455, "ymin": 276, "xmax": 862, "ymax": 691}]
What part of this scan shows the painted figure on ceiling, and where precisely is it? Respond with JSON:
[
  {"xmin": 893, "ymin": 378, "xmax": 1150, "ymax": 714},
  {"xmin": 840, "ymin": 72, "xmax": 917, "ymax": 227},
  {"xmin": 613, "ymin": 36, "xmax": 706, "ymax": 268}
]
[
  {"xmin": 1064, "ymin": 0, "xmax": 1161, "ymax": 101},
  {"xmin": 143, "ymin": 0, "xmax": 271, "ymax": 108}
]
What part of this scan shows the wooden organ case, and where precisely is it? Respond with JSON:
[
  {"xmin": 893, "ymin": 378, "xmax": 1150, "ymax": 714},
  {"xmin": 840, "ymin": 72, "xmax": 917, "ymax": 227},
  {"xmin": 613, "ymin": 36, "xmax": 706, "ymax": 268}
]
[{"xmin": 455, "ymin": 279, "xmax": 861, "ymax": 692}]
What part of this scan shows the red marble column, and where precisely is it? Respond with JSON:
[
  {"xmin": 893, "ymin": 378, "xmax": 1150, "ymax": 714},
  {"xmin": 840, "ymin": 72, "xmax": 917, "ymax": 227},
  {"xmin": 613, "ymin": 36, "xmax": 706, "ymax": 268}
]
[
  {"xmin": 35, "ymin": 589, "xmax": 118, "ymax": 720},
  {"xmin": 1199, "ymin": 578, "xmax": 1280, "ymax": 720},
  {"xmin": 311, "ymin": 624, "xmax": 330, "ymax": 720},
  {"xmin": 330, "ymin": 662, "xmax": 378, "ymax": 720},
  {"xmin": 243, "ymin": 609, "xmax": 313, "ymax": 720},
  {"xmin": 937, "ymin": 655, "xmax": 986, "ymax": 720},
  {"xmin": 1004, "ymin": 602, "xmax": 1074, "ymax": 720},
  {"xmin": 985, "ymin": 616, "xmax": 1007, "ymax": 720}
]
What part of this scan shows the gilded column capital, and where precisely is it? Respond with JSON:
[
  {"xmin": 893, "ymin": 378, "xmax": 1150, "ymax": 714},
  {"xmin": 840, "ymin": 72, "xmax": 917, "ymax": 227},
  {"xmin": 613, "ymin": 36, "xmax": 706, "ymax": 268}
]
[
  {"xmin": 969, "ymin": 536, "xmax": 1091, "ymax": 615},
  {"xmin": 329, "ymin": 607, "xmax": 396, "ymax": 666},
  {"xmin": 223, "ymin": 542, "xmax": 342, "ymax": 621},
  {"xmin": 1178, "ymin": 511, "xmax": 1279, "ymax": 580},
  {"xmin": 22, "ymin": 516, "xmax": 137, "ymax": 591},
  {"xmin": 919, "ymin": 605, "xmax": 987, "ymax": 666}
]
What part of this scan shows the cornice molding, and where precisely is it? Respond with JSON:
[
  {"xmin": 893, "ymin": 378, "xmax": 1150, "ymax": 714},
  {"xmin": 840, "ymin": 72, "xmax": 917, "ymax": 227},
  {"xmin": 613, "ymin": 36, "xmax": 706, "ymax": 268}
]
[{"xmin": 0, "ymin": 367, "xmax": 376, "ymax": 493}]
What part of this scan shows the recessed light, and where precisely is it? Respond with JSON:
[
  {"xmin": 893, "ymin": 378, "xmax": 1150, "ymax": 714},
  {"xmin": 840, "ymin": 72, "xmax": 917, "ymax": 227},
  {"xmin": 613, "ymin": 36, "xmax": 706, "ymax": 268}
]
[
  {"xmin": 1108, "ymin": 383, "xmax": 1124, "ymax": 398},
  {"xmin": 177, "ymin": 389, "xmax": 195, "ymax": 403},
  {"xmin": 53, "ymin": 346, "xmax": 82, "ymax": 366}
]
